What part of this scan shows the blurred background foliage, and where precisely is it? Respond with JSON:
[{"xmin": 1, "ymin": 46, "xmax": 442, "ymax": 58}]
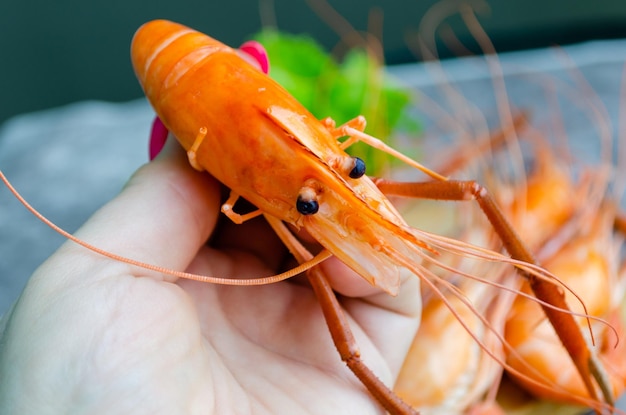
[{"xmin": 1, "ymin": 0, "xmax": 625, "ymax": 124}]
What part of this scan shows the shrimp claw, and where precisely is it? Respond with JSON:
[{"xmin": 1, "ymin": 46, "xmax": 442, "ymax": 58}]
[{"xmin": 187, "ymin": 127, "xmax": 208, "ymax": 171}]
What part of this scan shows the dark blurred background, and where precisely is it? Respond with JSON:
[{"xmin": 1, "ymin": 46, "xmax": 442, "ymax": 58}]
[{"xmin": 1, "ymin": 0, "xmax": 626, "ymax": 124}]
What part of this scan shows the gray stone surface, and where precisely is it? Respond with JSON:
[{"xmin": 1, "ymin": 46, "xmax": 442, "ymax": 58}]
[{"xmin": 0, "ymin": 100, "xmax": 153, "ymax": 312}]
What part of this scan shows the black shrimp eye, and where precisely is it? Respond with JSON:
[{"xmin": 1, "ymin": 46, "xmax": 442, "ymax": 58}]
[
  {"xmin": 296, "ymin": 195, "xmax": 319, "ymax": 215},
  {"xmin": 349, "ymin": 157, "xmax": 366, "ymax": 179}
]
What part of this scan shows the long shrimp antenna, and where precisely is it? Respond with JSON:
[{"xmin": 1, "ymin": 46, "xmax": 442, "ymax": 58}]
[{"xmin": 0, "ymin": 169, "xmax": 331, "ymax": 285}]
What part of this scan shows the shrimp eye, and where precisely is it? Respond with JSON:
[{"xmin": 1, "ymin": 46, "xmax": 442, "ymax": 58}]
[
  {"xmin": 349, "ymin": 157, "xmax": 366, "ymax": 178},
  {"xmin": 296, "ymin": 195, "xmax": 319, "ymax": 215},
  {"xmin": 297, "ymin": 181, "xmax": 320, "ymax": 215}
]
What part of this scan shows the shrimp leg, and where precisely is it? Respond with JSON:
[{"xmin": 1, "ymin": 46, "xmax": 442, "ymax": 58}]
[
  {"xmin": 371, "ymin": 177, "xmax": 614, "ymax": 407},
  {"xmin": 264, "ymin": 214, "xmax": 419, "ymax": 415},
  {"xmin": 220, "ymin": 191, "xmax": 263, "ymax": 224},
  {"xmin": 187, "ymin": 134, "xmax": 265, "ymax": 225},
  {"xmin": 306, "ymin": 267, "xmax": 419, "ymax": 415}
]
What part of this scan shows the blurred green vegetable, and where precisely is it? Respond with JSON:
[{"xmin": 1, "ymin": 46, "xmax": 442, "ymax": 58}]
[{"xmin": 252, "ymin": 29, "xmax": 420, "ymax": 175}]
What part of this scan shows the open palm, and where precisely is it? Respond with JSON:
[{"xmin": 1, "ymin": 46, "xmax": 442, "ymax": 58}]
[{"xmin": 0, "ymin": 141, "xmax": 421, "ymax": 415}]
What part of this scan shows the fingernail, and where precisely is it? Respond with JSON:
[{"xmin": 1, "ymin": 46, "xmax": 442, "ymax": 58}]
[
  {"xmin": 238, "ymin": 41, "xmax": 270, "ymax": 74},
  {"xmin": 149, "ymin": 116, "xmax": 168, "ymax": 160}
]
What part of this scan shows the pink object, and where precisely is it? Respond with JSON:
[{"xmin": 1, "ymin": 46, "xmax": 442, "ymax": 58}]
[
  {"xmin": 148, "ymin": 116, "xmax": 168, "ymax": 160},
  {"xmin": 147, "ymin": 41, "xmax": 270, "ymax": 160},
  {"xmin": 239, "ymin": 40, "xmax": 270, "ymax": 74}
]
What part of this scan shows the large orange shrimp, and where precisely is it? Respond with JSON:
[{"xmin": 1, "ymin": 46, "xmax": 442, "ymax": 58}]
[
  {"xmin": 0, "ymin": 18, "xmax": 616, "ymax": 414},
  {"xmin": 126, "ymin": 19, "xmax": 616, "ymax": 414}
]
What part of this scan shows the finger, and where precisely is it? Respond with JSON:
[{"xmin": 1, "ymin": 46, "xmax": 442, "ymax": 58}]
[
  {"xmin": 318, "ymin": 255, "xmax": 421, "ymax": 376},
  {"xmin": 294, "ymin": 226, "xmax": 421, "ymax": 316},
  {"xmin": 288, "ymin": 222, "xmax": 421, "ymax": 321},
  {"xmin": 280, "ymin": 223, "xmax": 421, "ymax": 374},
  {"xmin": 237, "ymin": 41, "xmax": 270, "ymax": 74},
  {"xmin": 319, "ymin": 256, "xmax": 422, "ymax": 318},
  {"xmin": 66, "ymin": 138, "xmax": 222, "ymax": 275}
]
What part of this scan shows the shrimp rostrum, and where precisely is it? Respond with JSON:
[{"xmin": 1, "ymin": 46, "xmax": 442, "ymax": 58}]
[{"xmin": 130, "ymin": 20, "xmax": 615, "ymax": 414}]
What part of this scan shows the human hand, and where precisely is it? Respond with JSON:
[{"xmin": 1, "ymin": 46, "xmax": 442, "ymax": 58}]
[{"xmin": 0, "ymin": 137, "xmax": 421, "ymax": 415}]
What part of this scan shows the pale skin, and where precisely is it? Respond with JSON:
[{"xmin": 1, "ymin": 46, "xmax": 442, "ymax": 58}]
[{"xmin": 0, "ymin": 139, "xmax": 421, "ymax": 414}]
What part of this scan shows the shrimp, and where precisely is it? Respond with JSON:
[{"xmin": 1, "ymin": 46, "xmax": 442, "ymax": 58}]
[
  {"xmin": 127, "ymin": 19, "xmax": 616, "ymax": 414},
  {"xmin": 393, "ymin": 257, "xmax": 515, "ymax": 414},
  {"xmin": 392, "ymin": 120, "xmax": 529, "ymax": 414},
  {"xmin": 0, "ymin": 18, "xmax": 614, "ymax": 415},
  {"xmin": 505, "ymin": 204, "xmax": 626, "ymax": 405},
  {"xmin": 394, "ymin": 128, "xmax": 626, "ymax": 414},
  {"xmin": 502, "ymin": 149, "xmax": 626, "ymax": 407},
  {"xmin": 391, "ymin": 129, "xmax": 584, "ymax": 414},
  {"xmin": 492, "ymin": 140, "xmax": 626, "ymax": 412},
  {"xmin": 385, "ymin": 0, "xmax": 626, "ymax": 410}
]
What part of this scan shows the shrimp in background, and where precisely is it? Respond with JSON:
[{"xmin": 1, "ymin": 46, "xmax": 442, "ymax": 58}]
[
  {"xmin": 387, "ymin": 1, "xmax": 626, "ymax": 412},
  {"xmin": 395, "ymin": 124, "xmax": 626, "ymax": 414}
]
